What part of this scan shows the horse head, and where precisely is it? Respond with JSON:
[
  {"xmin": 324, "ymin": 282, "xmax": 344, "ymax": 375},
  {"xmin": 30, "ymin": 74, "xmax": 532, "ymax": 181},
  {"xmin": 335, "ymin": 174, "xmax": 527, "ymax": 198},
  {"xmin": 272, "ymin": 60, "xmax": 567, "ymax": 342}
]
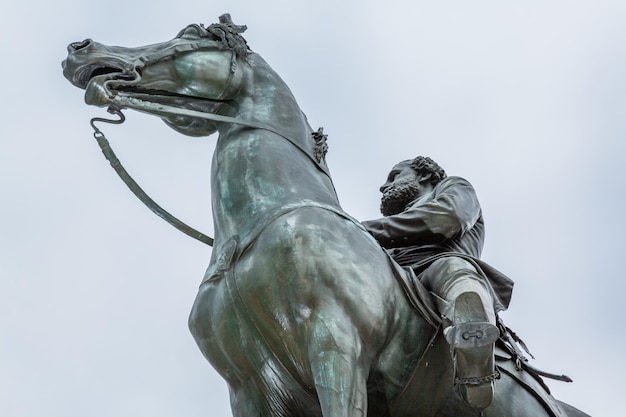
[
  {"xmin": 63, "ymin": 13, "xmax": 336, "ymax": 246},
  {"xmin": 62, "ymin": 14, "xmax": 249, "ymax": 137}
]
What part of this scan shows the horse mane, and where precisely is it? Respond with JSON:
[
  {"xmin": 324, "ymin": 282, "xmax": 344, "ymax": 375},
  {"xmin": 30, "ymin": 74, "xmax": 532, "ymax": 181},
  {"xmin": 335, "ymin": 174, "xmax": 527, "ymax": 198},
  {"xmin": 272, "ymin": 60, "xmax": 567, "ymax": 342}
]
[{"xmin": 205, "ymin": 14, "xmax": 250, "ymax": 58}]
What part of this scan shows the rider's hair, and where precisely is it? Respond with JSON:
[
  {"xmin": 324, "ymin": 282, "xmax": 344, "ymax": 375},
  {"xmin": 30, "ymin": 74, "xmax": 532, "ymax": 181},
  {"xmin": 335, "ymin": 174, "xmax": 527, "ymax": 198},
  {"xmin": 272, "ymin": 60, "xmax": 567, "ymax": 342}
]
[{"xmin": 409, "ymin": 156, "xmax": 447, "ymax": 185}]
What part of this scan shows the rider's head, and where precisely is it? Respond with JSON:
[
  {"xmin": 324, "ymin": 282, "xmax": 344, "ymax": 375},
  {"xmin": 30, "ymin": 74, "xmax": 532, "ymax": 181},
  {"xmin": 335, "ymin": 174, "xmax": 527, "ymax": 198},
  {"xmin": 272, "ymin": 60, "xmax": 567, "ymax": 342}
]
[{"xmin": 379, "ymin": 156, "xmax": 446, "ymax": 216}]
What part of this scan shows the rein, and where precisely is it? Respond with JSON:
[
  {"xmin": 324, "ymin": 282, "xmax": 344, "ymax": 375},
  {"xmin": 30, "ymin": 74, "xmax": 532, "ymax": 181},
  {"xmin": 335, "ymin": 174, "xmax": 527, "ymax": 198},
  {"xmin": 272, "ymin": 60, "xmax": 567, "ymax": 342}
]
[
  {"xmin": 108, "ymin": 94, "xmax": 332, "ymax": 178},
  {"xmin": 90, "ymin": 107, "xmax": 214, "ymax": 246},
  {"xmin": 89, "ymin": 96, "xmax": 331, "ymax": 247}
]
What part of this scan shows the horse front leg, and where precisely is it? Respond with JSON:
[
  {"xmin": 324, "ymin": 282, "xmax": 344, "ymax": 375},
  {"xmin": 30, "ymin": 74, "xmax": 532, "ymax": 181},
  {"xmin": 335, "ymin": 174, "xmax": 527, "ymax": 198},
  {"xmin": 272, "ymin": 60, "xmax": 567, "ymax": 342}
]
[{"xmin": 308, "ymin": 310, "xmax": 368, "ymax": 417}]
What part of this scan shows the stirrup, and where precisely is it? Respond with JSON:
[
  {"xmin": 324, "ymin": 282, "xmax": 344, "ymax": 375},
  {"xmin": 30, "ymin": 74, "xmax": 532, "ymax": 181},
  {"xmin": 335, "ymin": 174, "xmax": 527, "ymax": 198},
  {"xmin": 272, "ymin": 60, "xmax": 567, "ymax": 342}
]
[
  {"xmin": 444, "ymin": 291, "xmax": 499, "ymax": 409},
  {"xmin": 455, "ymin": 370, "xmax": 501, "ymax": 386}
]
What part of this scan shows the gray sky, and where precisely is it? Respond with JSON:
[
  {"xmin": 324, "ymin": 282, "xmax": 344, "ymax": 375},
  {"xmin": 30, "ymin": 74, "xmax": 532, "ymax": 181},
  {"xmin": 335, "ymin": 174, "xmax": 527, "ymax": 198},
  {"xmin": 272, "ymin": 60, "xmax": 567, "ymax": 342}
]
[{"xmin": 2, "ymin": 1, "xmax": 624, "ymax": 416}]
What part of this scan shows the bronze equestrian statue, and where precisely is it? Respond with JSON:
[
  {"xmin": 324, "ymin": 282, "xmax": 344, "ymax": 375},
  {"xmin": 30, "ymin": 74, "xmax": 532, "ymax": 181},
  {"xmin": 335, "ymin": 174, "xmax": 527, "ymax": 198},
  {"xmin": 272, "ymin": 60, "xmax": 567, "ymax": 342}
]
[{"xmin": 62, "ymin": 14, "xmax": 590, "ymax": 417}]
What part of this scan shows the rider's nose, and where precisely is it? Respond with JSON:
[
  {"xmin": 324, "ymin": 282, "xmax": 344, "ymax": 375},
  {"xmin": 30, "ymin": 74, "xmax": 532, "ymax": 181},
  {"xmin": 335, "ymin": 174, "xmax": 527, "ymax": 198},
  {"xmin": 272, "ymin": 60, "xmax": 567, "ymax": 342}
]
[
  {"xmin": 69, "ymin": 39, "xmax": 92, "ymax": 51},
  {"xmin": 380, "ymin": 183, "xmax": 389, "ymax": 193}
]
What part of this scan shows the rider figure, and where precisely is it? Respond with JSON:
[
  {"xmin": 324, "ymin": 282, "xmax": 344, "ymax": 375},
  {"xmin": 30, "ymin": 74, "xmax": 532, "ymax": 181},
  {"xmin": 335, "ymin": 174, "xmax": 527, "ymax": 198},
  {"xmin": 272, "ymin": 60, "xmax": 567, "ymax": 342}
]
[{"xmin": 362, "ymin": 156, "xmax": 514, "ymax": 410}]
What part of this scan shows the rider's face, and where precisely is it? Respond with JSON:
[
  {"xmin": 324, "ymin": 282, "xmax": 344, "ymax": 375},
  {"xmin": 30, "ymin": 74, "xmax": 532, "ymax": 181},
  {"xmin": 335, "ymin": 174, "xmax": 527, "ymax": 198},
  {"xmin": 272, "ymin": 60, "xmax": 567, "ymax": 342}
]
[
  {"xmin": 379, "ymin": 161, "xmax": 426, "ymax": 216},
  {"xmin": 380, "ymin": 161, "xmax": 420, "ymax": 195}
]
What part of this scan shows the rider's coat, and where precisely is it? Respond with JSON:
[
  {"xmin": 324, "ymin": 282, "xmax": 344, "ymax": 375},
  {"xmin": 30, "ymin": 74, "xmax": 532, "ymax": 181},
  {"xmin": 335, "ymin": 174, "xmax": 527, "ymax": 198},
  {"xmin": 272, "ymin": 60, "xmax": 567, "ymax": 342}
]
[{"xmin": 362, "ymin": 176, "xmax": 514, "ymax": 311}]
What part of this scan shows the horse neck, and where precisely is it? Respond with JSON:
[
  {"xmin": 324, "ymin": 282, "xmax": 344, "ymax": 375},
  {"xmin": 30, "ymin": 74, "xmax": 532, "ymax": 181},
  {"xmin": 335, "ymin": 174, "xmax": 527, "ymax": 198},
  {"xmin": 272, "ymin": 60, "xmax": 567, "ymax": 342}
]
[{"xmin": 210, "ymin": 54, "xmax": 340, "ymax": 243}]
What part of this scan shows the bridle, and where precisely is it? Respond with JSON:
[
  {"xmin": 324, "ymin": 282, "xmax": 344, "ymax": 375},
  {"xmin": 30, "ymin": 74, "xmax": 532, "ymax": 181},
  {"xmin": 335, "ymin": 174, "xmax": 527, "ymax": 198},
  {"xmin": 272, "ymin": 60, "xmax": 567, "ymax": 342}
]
[{"xmin": 88, "ymin": 46, "xmax": 332, "ymax": 247}]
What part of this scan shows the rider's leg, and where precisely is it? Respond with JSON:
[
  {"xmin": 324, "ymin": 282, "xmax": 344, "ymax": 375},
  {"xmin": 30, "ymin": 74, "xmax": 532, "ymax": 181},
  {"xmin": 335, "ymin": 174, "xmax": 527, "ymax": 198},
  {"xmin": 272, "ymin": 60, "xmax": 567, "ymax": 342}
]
[{"xmin": 419, "ymin": 257, "xmax": 499, "ymax": 410}]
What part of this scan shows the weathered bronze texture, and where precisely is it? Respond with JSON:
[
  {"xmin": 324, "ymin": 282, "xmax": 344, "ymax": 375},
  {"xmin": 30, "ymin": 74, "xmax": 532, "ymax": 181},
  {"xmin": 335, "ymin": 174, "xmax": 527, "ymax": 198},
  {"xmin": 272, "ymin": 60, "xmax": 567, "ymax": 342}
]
[{"xmin": 62, "ymin": 14, "xmax": 590, "ymax": 417}]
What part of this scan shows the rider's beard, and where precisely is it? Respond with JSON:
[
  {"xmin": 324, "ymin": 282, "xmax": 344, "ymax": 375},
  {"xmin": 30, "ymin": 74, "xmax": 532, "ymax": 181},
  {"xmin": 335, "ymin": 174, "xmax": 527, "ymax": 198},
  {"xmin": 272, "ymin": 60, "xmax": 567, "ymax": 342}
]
[{"xmin": 380, "ymin": 180, "xmax": 420, "ymax": 216}]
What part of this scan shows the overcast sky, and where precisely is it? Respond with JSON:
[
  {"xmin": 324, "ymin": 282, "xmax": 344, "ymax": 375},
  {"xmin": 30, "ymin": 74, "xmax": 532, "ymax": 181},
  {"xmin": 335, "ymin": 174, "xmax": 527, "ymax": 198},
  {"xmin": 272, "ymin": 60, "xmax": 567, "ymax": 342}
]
[{"xmin": 2, "ymin": 1, "xmax": 624, "ymax": 416}]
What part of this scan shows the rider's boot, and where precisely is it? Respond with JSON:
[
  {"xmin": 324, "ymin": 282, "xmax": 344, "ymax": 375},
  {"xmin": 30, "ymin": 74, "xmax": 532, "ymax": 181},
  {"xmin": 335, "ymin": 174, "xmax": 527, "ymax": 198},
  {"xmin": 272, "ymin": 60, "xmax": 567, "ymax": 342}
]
[{"xmin": 438, "ymin": 279, "xmax": 500, "ymax": 410}]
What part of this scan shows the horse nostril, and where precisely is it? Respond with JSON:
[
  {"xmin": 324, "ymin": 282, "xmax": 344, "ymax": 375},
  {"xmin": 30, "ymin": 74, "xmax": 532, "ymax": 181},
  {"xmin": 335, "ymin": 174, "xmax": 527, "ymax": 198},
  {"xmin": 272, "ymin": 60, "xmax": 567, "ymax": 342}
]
[{"xmin": 70, "ymin": 39, "xmax": 92, "ymax": 51}]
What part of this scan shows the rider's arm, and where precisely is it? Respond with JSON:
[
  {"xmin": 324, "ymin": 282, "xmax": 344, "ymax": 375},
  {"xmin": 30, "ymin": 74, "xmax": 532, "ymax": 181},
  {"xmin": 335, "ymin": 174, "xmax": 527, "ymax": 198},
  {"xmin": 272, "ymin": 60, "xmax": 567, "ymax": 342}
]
[{"xmin": 362, "ymin": 177, "xmax": 481, "ymax": 248}]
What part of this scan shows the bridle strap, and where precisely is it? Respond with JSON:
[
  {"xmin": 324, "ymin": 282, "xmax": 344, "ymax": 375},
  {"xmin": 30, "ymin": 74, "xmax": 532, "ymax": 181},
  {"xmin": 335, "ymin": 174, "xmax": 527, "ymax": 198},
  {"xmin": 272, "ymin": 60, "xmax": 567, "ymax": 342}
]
[{"xmin": 109, "ymin": 94, "xmax": 333, "ymax": 179}]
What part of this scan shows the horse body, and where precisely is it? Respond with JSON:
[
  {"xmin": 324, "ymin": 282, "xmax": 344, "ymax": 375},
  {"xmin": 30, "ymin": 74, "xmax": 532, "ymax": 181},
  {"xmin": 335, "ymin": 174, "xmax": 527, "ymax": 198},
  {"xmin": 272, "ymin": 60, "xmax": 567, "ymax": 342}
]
[
  {"xmin": 192, "ymin": 207, "xmax": 428, "ymax": 416},
  {"xmin": 62, "ymin": 16, "xmax": 590, "ymax": 417},
  {"xmin": 190, "ymin": 49, "xmax": 432, "ymax": 416}
]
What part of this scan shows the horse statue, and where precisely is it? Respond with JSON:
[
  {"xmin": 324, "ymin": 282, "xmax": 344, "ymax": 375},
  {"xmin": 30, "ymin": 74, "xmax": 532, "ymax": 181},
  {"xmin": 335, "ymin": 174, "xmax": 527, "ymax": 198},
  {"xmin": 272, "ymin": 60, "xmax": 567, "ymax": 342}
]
[{"xmin": 62, "ymin": 14, "xmax": 590, "ymax": 417}]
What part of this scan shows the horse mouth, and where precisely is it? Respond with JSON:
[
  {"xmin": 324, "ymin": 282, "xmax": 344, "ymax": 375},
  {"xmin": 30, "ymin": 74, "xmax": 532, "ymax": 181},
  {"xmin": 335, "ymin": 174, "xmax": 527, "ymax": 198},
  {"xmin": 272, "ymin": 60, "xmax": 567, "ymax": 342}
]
[
  {"xmin": 74, "ymin": 65, "xmax": 126, "ymax": 89},
  {"xmin": 74, "ymin": 63, "xmax": 226, "ymax": 108},
  {"xmin": 113, "ymin": 85, "xmax": 213, "ymax": 102},
  {"xmin": 86, "ymin": 73, "xmax": 225, "ymax": 108},
  {"xmin": 78, "ymin": 66, "xmax": 138, "ymax": 107}
]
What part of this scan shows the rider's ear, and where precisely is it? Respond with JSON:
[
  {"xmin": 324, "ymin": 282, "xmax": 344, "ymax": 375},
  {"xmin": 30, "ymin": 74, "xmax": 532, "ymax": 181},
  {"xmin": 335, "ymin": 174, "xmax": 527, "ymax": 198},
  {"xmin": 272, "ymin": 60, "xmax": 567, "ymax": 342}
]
[{"xmin": 417, "ymin": 172, "xmax": 433, "ymax": 185}]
